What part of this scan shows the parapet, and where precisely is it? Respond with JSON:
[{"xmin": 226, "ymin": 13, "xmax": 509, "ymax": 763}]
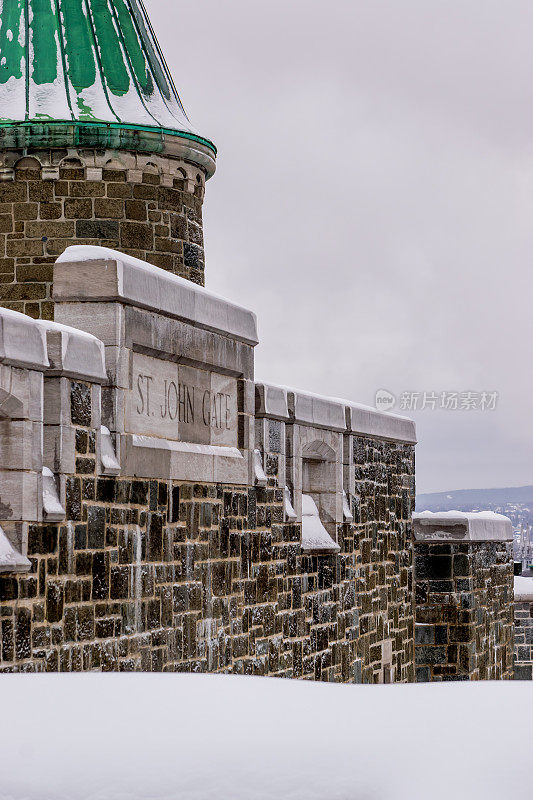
[
  {"xmin": 1, "ymin": 247, "xmax": 416, "ymax": 567},
  {"xmin": 255, "ymin": 382, "xmax": 416, "ymax": 553},
  {"xmin": 54, "ymin": 246, "xmax": 258, "ymax": 346},
  {"xmin": 412, "ymin": 510, "xmax": 513, "ymax": 542},
  {"xmin": 0, "ymin": 306, "xmax": 107, "ymax": 570},
  {"xmin": 514, "ymin": 576, "xmax": 533, "ymax": 602}
]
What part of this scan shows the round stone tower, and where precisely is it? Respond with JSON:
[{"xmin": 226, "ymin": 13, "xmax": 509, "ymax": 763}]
[{"xmin": 0, "ymin": 0, "xmax": 216, "ymax": 319}]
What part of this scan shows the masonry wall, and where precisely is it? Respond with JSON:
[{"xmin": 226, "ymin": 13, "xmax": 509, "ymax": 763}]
[
  {"xmin": 514, "ymin": 601, "xmax": 533, "ymax": 680},
  {"xmin": 414, "ymin": 541, "xmax": 514, "ymax": 681},
  {"xmin": 0, "ymin": 152, "xmax": 206, "ymax": 320},
  {"xmin": 351, "ymin": 437, "xmax": 415, "ymax": 683},
  {"xmin": 0, "ymin": 377, "xmax": 415, "ymax": 680}
]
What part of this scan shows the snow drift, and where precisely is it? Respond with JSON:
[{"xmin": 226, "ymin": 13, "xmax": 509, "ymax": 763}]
[{"xmin": 0, "ymin": 674, "xmax": 530, "ymax": 800}]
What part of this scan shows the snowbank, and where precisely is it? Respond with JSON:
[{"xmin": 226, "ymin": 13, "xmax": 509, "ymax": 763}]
[{"xmin": 0, "ymin": 674, "xmax": 531, "ymax": 800}]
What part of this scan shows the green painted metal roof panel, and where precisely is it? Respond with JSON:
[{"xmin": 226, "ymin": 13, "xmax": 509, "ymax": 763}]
[{"xmin": 0, "ymin": 0, "xmax": 212, "ymax": 149}]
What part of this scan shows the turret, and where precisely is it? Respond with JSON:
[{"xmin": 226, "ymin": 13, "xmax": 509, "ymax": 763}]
[{"xmin": 0, "ymin": 0, "xmax": 216, "ymax": 318}]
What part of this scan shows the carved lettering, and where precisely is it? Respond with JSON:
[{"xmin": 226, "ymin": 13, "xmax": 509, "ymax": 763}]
[{"xmin": 127, "ymin": 354, "xmax": 237, "ymax": 446}]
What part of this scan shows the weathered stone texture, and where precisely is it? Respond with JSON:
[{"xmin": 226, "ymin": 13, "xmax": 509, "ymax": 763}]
[
  {"xmin": 0, "ymin": 157, "xmax": 206, "ymax": 320},
  {"xmin": 514, "ymin": 601, "xmax": 533, "ymax": 680},
  {"xmin": 0, "ymin": 417, "xmax": 415, "ymax": 680},
  {"xmin": 415, "ymin": 542, "xmax": 514, "ymax": 681}
]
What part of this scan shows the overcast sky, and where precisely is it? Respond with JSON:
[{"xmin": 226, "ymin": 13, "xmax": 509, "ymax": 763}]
[{"xmin": 146, "ymin": 0, "xmax": 533, "ymax": 494}]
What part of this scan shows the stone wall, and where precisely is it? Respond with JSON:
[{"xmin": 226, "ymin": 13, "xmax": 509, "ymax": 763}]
[
  {"xmin": 413, "ymin": 514, "xmax": 514, "ymax": 681},
  {"xmin": 0, "ymin": 149, "xmax": 207, "ymax": 321},
  {"xmin": 0, "ymin": 420, "xmax": 414, "ymax": 678},
  {"xmin": 514, "ymin": 602, "xmax": 533, "ymax": 680},
  {"xmin": 0, "ymin": 247, "xmax": 417, "ymax": 680}
]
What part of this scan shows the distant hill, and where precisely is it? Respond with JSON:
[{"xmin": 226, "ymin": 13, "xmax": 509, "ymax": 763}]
[
  {"xmin": 416, "ymin": 486, "xmax": 533, "ymax": 530},
  {"xmin": 416, "ymin": 485, "xmax": 533, "ymax": 511}
]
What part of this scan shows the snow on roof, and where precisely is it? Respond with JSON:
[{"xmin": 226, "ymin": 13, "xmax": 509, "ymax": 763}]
[
  {"xmin": 0, "ymin": 0, "xmax": 215, "ymax": 160},
  {"xmin": 0, "ymin": 674, "xmax": 531, "ymax": 800}
]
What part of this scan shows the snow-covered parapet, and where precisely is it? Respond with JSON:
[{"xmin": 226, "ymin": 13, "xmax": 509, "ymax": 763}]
[
  {"xmin": 54, "ymin": 246, "xmax": 258, "ymax": 346},
  {"xmin": 514, "ymin": 576, "xmax": 533, "ymax": 602},
  {"xmin": 0, "ymin": 306, "xmax": 109, "ymax": 564},
  {"xmin": 413, "ymin": 510, "xmax": 513, "ymax": 542},
  {"xmin": 254, "ymin": 382, "xmax": 417, "ymax": 442},
  {"xmin": 255, "ymin": 382, "xmax": 416, "ymax": 555}
]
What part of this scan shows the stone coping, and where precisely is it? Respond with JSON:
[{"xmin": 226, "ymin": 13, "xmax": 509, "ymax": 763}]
[
  {"xmin": 514, "ymin": 576, "xmax": 533, "ymax": 602},
  {"xmin": 123, "ymin": 435, "xmax": 248, "ymax": 485},
  {"xmin": 37, "ymin": 320, "xmax": 106, "ymax": 383},
  {"xmin": 0, "ymin": 307, "xmax": 49, "ymax": 371},
  {"xmin": 0, "ymin": 308, "xmax": 108, "ymax": 382},
  {"xmin": 255, "ymin": 384, "xmax": 289, "ymax": 420},
  {"xmin": 342, "ymin": 400, "xmax": 416, "ymax": 444},
  {"xmin": 54, "ymin": 247, "xmax": 258, "ymax": 346},
  {"xmin": 255, "ymin": 382, "xmax": 416, "ymax": 442},
  {"xmin": 413, "ymin": 511, "xmax": 513, "ymax": 542}
]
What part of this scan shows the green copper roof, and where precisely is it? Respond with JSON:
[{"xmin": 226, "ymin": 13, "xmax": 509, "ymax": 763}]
[{"xmin": 0, "ymin": 0, "xmax": 215, "ymax": 157}]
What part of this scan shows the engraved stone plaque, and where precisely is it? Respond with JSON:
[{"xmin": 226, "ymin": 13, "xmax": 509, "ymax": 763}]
[{"xmin": 125, "ymin": 353, "xmax": 238, "ymax": 447}]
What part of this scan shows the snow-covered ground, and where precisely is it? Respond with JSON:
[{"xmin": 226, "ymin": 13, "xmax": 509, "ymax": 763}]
[{"xmin": 0, "ymin": 674, "xmax": 531, "ymax": 800}]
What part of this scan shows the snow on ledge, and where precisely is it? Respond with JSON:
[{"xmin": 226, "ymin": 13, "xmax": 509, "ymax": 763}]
[
  {"xmin": 54, "ymin": 246, "xmax": 258, "ymax": 346},
  {"xmin": 0, "ymin": 525, "xmax": 30, "ymax": 573},
  {"xmin": 0, "ymin": 674, "xmax": 531, "ymax": 800},
  {"xmin": 413, "ymin": 510, "xmax": 513, "ymax": 542},
  {"xmin": 515, "ymin": 575, "xmax": 533, "ymax": 602},
  {"xmin": 255, "ymin": 381, "xmax": 416, "ymax": 443}
]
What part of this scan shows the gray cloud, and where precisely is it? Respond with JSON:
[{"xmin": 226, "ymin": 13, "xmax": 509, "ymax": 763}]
[{"xmin": 146, "ymin": 0, "xmax": 533, "ymax": 493}]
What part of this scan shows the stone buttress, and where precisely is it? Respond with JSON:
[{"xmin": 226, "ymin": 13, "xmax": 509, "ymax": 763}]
[{"xmin": 413, "ymin": 511, "xmax": 514, "ymax": 681}]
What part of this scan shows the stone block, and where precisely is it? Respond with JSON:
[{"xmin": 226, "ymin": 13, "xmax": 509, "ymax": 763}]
[
  {"xmin": 70, "ymin": 382, "xmax": 92, "ymax": 427},
  {"xmin": 255, "ymin": 383, "xmax": 289, "ymax": 420},
  {"xmin": 0, "ymin": 365, "xmax": 44, "ymax": 422},
  {"xmin": 64, "ymin": 199, "xmax": 93, "ymax": 219},
  {"xmin": 0, "ymin": 308, "xmax": 48, "ymax": 370},
  {"xmin": 38, "ymin": 321, "xmax": 106, "ymax": 382},
  {"xmin": 0, "ymin": 420, "xmax": 41, "ymax": 471},
  {"xmin": 100, "ymin": 426, "xmax": 120, "ymax": 476},
  {"xmin": 26, "ymin": 221, "xmax": 74, "ymax": 239},
  {"xmin": 54, "ymin": 302, "xmax": 125, "ymax": 347},
  {"xmin": 95, "ymin": 199, "xmax": 125, "ymax": 219},
  {"xmin": 43, "ymin": 377, "xmax": 70, "ymax": 425},
  {"xmin": 290, "ymin": 390, "xmax": 346, "ymax": 432},
  {"xmin": 43, "ymin": 424, "xmax": 76, "ymax": 474},
  {"xmin": 76, "ymin": 220, "xmax": 119, "ymax": 239},
  {"xmin": 120, "ymin": 221, "xmax": 153, "ymax": 250},
  {"xmin": 123, "ymin": 352, "xmax": 238, "ymax": 449},
  {"xmin": 123, "ymin": 435, "xmax": 248, "ymax": 485},
  {"xmin": 0, "ymin": 470, "xmax": 42, "ymax": 522}
]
